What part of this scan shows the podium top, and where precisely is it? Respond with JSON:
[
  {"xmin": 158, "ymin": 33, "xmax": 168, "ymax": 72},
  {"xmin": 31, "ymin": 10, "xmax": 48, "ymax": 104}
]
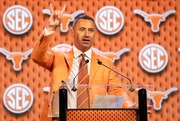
[{"xmin": 48, "ymin": 83, "xmax": 153, "ymax": 117}]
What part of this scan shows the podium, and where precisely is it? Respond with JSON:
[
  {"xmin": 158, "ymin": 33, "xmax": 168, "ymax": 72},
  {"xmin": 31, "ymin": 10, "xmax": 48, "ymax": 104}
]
[{"xmin": 48, "ymin": 84, "xmax": 153, "ymax": 121}]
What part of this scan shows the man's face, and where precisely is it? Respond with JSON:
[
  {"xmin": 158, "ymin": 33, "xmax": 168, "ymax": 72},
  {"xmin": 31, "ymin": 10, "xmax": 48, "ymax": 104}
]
[{"xmin": 72, "ymin": 19, "xmax": 95, "ymax": 52}]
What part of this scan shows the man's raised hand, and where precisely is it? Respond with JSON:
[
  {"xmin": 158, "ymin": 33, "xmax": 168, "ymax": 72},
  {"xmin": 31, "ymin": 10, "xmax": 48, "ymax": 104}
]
[{"xmin": 47, "ymin": 3, "xmax": 66, "ymax": 30}]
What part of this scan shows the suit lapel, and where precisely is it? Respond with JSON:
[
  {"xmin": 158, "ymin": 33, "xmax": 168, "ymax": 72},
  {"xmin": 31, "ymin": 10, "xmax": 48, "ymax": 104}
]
[
  {"xmin": 64, "ymin": 47, "xmax": 74, "ymax": 71},
  {"xmin": 64, "ymin": 48, "xmax": 100, "ymax": 83},
  {"xmin": 89, "ymin": 51, "xmax": 100, "ymax": 83}
]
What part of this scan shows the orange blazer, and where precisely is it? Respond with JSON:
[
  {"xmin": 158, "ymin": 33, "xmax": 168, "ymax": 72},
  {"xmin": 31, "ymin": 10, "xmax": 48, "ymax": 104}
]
[{"xmin": 32, "ymin": 32, "xmax": 131, "ymax": 121}]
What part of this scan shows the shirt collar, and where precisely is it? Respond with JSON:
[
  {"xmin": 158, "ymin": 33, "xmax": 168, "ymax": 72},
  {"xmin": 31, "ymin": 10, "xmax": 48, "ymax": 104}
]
[{"xmin": 73, "ymin": 45, "xmax": 92, "ymax": 60}]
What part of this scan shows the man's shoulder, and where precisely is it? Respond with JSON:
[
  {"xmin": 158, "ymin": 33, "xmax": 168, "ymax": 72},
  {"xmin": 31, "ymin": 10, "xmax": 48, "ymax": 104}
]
[{"xmin": 51, "ymin": 44, "xmax": 72, "ymax": 53}]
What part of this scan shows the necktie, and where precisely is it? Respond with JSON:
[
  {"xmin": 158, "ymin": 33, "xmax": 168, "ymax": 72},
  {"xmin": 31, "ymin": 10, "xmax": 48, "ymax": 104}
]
[{"xmin": 77, "ymin": 54, "xmax": 90, "ymax": 108}]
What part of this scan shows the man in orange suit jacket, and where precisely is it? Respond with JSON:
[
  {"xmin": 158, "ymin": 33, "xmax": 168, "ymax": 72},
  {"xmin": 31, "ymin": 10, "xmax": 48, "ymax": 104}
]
[{"xmin": 32, "ymin": 4, "xmax": 134, "ymax": 121}]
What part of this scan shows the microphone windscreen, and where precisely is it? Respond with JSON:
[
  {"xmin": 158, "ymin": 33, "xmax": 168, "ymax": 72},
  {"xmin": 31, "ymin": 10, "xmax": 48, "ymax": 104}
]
[
  {"xmin": 85, "ymin": 60, "xmax": 89, "ymax": 63},
  {"xmin": 97, "ymin": 60, "xmax": 102, "ymax": 65}
]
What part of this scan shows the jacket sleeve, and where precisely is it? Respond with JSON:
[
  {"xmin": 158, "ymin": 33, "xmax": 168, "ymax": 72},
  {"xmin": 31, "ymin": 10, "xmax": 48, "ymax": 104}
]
[{"xmin": 31, "ymin": 29, "xmax": 55, "ymax": 71}]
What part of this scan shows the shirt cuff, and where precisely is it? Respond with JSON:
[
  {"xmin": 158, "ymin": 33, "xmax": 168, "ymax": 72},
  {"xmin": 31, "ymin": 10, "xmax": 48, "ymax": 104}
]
[{"xmin": 44, "ymin": 27, "xmax": 55, "ymax": 36}]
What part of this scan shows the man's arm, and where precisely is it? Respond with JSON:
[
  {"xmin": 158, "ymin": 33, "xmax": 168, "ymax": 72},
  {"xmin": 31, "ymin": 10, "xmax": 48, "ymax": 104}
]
[
  {"xmin": 31, "ymin": 4, "xmax": 66, "ymax": 71},
  {"xmin": 31, "ymin": 30, "xmax": 55, "ymax": 71}
]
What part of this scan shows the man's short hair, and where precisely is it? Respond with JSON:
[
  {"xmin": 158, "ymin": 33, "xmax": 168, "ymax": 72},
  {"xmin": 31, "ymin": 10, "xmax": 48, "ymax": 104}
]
[{"xmin": 72, "ymin": 14, "xmax": 94, "ymax": 27}]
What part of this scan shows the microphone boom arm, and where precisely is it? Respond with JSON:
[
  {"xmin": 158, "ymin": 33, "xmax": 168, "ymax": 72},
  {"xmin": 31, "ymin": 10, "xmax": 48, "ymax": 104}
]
[
  {"xmin": 97, "ymin": 59, "xmax": 134, "ymax": 92},
  {"xmin": 71, "ymin": 60, "xmax": 89, "ymax": 91}
]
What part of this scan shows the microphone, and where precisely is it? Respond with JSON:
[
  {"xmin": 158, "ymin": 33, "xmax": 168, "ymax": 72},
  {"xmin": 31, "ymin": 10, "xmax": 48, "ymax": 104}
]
[
  {"xmin": 71, "ymin": 59, "xmax": 89, "ymax": 91},
  {"xmin": 97, "ymin": 59, "xmax": 134, "ymax": 92}
]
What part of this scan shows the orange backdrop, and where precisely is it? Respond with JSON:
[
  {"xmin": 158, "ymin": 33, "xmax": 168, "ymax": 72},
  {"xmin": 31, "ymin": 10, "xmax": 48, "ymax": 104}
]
[{"xmin": 0, "ymin": 0, "xmax": 179, "ymax": 121}]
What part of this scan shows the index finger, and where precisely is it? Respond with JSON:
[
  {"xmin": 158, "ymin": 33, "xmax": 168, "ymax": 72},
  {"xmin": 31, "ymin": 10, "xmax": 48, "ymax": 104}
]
[
  {"xmin": 61, "ymin": 4, "xmax": 66, "ymax": 14},
  {"xmin": 49, "ymin": 3, "xmax": 54, "ymax": 14}
]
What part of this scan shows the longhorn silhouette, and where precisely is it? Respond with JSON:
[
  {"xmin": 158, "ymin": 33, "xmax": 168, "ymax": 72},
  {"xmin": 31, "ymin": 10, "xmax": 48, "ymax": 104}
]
[
  {"xmin": 134, "ymin": 9, "xmax": 176, "ymax": 33},
  {"xmin": 92, "ymin": 48, "xmax": 130, "ymax": 63},
  {"xmin": 42, "ymin": 9, "xmax": 85, "ymax": 32},
  {"xmin": 146, "ymin": 87, "xmax": 178, "ymax": 110},
  {"xmin": 0, "ymin": 48, "xmax": 33, "ymax": 71}
]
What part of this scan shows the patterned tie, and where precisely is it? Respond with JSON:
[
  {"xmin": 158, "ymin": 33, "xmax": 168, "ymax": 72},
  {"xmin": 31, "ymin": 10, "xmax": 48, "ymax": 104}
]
[{"xmin": 77, "ymin": 53, "xmax": 90, "ymax": 108}]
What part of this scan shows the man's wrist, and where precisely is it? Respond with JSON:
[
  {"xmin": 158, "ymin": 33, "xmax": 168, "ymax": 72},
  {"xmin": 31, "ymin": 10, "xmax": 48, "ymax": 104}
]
[
  {"xmin": 44, "ymin": 26, "xmax": 56, "ymax": 36},
  {"xmin": 46, "ymin": 25, "xmax": 57, "ymax": 31}
]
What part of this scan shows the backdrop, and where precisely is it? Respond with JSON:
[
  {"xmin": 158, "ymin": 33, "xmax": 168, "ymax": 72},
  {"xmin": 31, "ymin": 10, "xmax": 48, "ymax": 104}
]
[{"xmin": 0, "ymin": 0, "xmax": 179, "ymax": 121}]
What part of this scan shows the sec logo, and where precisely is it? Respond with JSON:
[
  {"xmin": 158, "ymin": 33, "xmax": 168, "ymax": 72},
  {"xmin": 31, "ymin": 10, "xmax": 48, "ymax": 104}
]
[
  {"xmin": 3, "ymin": 83, "xmax": 34, "ymax": 114},
  {"xmin": 95, "ymin": 6, "xmax": 124, "ymax": 35},
  {"xmin": 2, "ymin": 5, "xmax": 33, "ymax": 35},
  {"xmin": 139, "ymin": 44, "xmax": 168, "ymax": 73}
]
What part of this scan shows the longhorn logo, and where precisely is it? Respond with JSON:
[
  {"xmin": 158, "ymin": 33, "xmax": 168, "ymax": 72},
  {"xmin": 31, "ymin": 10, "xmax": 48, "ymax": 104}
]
[
  {"xmin": 92, "ymin": 48, "xmax": 130, "ymax": 63},
  {"xmin": 42, "ymin": 9, "xmax": 85, "ymax": 33},
  {"xmin": 134, "ymin": 9, "xmax": 176, "ymax": 33},
  {"xmin": 147, "ymin": 87, "xmax": 178, "ymax": 110},
  {"xmin": 0, "ymin": 48, "xmax": 33, "ymax": 71}
]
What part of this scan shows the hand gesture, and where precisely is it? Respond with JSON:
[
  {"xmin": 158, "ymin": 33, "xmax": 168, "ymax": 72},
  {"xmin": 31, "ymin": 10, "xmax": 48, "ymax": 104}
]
[{"xmin": 47, "ymin": 3, "xmax": 66, "ymax": 30}]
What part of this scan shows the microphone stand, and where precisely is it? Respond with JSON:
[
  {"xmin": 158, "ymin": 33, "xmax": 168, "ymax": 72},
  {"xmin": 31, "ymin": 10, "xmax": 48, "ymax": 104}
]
[
  {"xmin": 97, "ymin": 59, "xmax": 134, "ymax": 92},
  {"xmin": 98, "ymin": 59, "xmax": 148, "ymax": 121},
  {"xmin": 59, "ymin": 80, "xmax": 67, "ymax": 121},
  {"xmin": 71, "ymin": 60, "xmax": 89, "ymax": 92}
]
